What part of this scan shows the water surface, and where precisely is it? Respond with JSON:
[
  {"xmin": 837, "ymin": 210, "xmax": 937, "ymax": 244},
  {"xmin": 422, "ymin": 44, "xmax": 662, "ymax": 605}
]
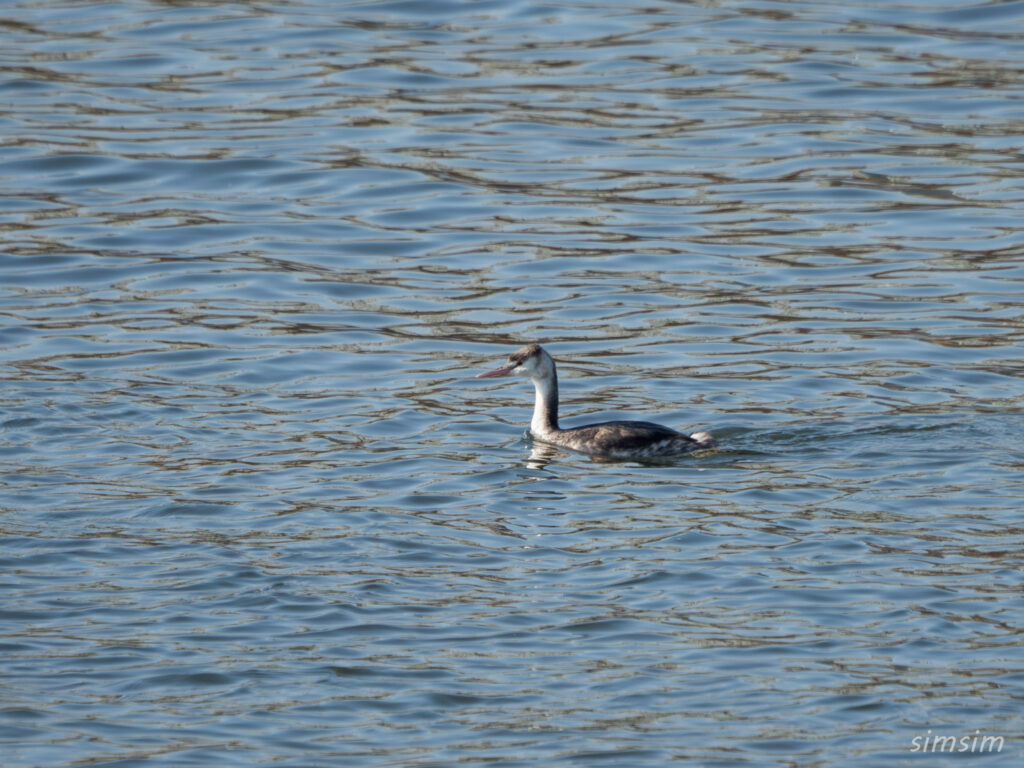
[{"xmin": 2, "ymin": 0, "xmax": 1023, "ymax": 766}]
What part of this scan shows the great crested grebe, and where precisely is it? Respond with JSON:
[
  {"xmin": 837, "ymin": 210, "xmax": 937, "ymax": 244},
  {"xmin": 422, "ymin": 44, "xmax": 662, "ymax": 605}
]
[{"xmin": 476, "ymin": 344, "xmax": 714, "ymax": 458}]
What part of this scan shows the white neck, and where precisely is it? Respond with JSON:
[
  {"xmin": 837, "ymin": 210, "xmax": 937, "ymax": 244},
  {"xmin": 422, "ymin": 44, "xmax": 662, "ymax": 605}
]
[{"xmin": 530, "ymin": 373, "xmax": 558, "ymax": 436}]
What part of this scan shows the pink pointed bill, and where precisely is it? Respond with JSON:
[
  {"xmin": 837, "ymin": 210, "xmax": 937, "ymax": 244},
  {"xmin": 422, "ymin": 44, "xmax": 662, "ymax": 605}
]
[{"xmin": 476, "ymin": 363, "xmax": 514, "ymax": 378}]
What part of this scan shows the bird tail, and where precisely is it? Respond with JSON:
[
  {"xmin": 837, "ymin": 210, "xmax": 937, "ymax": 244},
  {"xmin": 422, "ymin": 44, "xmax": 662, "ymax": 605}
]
[{"xmin": 689, "ymin": 430, "xmax": 714, "ymax": 448}]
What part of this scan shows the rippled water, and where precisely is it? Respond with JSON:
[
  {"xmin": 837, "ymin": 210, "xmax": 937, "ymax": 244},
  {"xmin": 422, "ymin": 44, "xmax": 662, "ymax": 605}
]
[{"xmin": 3, "ymin": 1, "xmax": 1024, "ymax": 766}]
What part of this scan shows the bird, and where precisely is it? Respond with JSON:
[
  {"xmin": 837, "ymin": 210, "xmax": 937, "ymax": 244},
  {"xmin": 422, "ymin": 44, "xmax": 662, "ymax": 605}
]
[{"xmin": 476, "ymin": 343, "xmax": 713, "ymax": 458}]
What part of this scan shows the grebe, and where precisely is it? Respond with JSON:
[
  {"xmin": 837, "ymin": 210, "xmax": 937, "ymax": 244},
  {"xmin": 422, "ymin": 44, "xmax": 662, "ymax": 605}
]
[{"xmin": 476, "ymin": 344, "xmax": 714, "ymax": 458}]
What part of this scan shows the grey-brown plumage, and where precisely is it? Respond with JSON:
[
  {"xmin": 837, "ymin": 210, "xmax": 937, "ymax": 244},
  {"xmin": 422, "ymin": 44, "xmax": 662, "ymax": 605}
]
[{"xmin": 476, "ymin": 344, "xmax": 714, "ymax": 458}]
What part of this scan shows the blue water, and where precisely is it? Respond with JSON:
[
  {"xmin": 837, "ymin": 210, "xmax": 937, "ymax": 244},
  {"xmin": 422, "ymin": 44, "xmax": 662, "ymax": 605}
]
[{"xmin": 2, "ymin": 0, "xmax": 1023, "ymax": 766}]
